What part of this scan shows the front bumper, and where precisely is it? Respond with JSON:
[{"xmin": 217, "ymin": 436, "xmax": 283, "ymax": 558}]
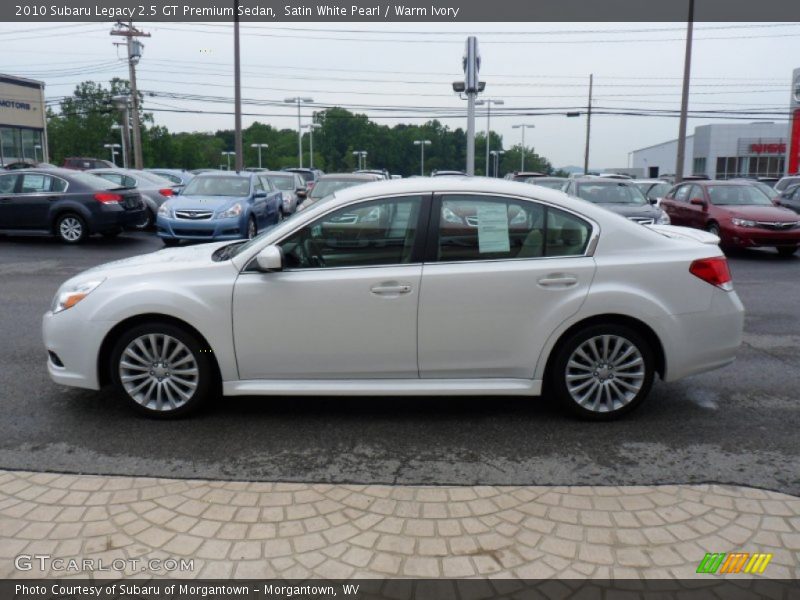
[
  {"xmin": 156, "ymin": 215, "xmax": 245, "ymax": 241},
  {"xmin": 724, "ymin": 225, "xmax": 800, "ymax": 248},
  {"xmin": 42, "ymin": 311, "xmax": 108, "ymax": 390}
]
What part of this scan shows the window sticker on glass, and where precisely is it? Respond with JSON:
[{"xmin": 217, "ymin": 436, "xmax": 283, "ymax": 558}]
[{"xmin": 477, "ymin": 203, "xmax": 510, "ymax": 253}]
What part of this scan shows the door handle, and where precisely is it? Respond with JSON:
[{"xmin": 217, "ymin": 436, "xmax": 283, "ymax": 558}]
[
  {"xmin": 370, "ymin": 282, "xmax": 412, "ymax": 295},
  {"xmin": 538, "ymin": 274, "xmax": 578, "ymax": 288}
]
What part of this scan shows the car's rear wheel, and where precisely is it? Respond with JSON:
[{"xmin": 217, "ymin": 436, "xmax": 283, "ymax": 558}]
[
  {"xmin": 135, "ymin": 209, "xmax": 155, "ymax": 230},
  {"xmin": 777, "ymin": 246, "xmax": 798, "ymax": 257},
  {"xmin": 551, "ymin": 324, "xmax": 654, "ymax": 420},
  {"xmin": 55, "ymin": 213, "xmax": 87, "ymax": 244},
  {"xmin": 110, "ymin": 323, "xmax": 214, "ymax": 418}
]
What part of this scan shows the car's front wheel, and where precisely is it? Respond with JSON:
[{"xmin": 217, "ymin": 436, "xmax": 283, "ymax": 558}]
[
  {"xmin": 550, "ymin": 324, "xmax": 655, "ymax": 420},
  {"xmin": 247, "ymin": 217, "xmax": 257, "ymax": 239},
  {"xmin": 110, "ymin": 323, "xmax": 215, "ymax": 418}
]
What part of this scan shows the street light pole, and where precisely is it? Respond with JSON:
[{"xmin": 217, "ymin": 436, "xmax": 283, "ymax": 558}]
[
  {"xmin": 476, "ymin": 98, "xmax": 504, "ymax": 176},
  {"xmin": 512, "ymin": 124, "xmax": 535, "ymax": 171},
  {"xmin": 251, "ymin": 143, "xmax": 268, "ymax": 169},
  {"xmin": 285, "ymin": 97, "xmax": 314, "ymax": 168},
  {"xmin": 222, "ymin": 151, "xmax": 235, "ymax": 171},
  {"xmin": 302, "ymin": 123, "xmax": 320, "ymax": 169},
  {"xmin": 413, "ymin": 140, "xmax": 431, "ymax": 176},
  {"xmin": 103, "ymin": 143, "xmax": 121, "ymax": 165}
]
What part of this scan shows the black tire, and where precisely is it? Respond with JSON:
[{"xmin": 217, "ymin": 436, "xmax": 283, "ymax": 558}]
[
  {"xmin": 162, "ymin": 238, "xmax": 180, "ymax": 247},
  {"xmin": 777, "ymin": 246, "xmax": 798, "ymax": 257},
  {"xmin": 55, "ymin": 213, "xmax": 88, "ymax": 244},
  {"xmin": 706, "ymin": 222, "xmax": 721, "ymax": 237},
  {"xmin": 109, "ymin": 322, "xmax": 215, "ymax": 418},
  {"xmin": 247, "ymin": 217, "xmax": 257, "ymax": 239},
  {"xmin": 549, "ymin": 323, "xmax": 655, "ymax": 421},
  {"xmin": 135, "ymin": 209, "xmax": 155, "ymax": 230},
  {"xmin": 102, "ymin": 229, "xmax": 121, "ymax": 239}
]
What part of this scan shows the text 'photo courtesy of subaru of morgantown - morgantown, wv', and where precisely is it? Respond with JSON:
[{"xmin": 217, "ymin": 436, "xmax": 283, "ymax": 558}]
[{"xmin": 43, "ymin": 177, "xmax": 744, "ymax": 419}]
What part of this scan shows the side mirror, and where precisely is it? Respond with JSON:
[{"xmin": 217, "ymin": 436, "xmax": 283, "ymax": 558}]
[
  {"xmin": 254, "ymin": 191, "xmax": 267, "ymax": 199},
  {"xmin": 648, "ymin": 197, "xmax": 657, "ymax": 205},
  {"xmin": 255, "ymin": 245, "xmax": 283, "ymax": 272},
  {"xmin": 690, "ymin": 198, "xmax": 706, "ymax": 208},
  {"xmin": 296, "ymin": 189, "xmax": 307, "ymax": 198}
]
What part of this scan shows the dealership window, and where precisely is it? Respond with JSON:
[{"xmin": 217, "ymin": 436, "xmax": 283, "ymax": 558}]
[
  {"xmin": 692, "ymin": 158, "xmax": 706, "ymax": 176},
  {"xmin": 0, "ymin": 127, "xmax": 44, "ymax": 165},
  {"xmin": 715, "ymin": 157, "xmax": 746, "ymax": 179}
]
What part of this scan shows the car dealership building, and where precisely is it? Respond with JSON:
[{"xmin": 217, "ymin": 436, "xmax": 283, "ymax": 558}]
[
  {"xmin": 0, "ymin": 73, "xmax": 48, "ymax": 166},
  {"xmin": 631, "ymin": 121, "xmax": 789, "ymax": 180}
]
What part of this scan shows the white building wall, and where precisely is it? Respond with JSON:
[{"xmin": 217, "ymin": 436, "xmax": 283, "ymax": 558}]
[{"xmin": 631, "ymin": 137, "xmax": 692, "ymax": 178}]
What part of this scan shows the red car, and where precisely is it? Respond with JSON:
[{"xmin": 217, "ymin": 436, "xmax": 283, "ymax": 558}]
[{"xmin": 661, "ymin": 180, "xmax": 800, "ymax": 256}]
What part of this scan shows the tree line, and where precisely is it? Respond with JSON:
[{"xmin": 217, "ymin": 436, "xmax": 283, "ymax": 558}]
[{"xmin": 47, "ymin": 79, "xmax": 565, "ymax": 177}]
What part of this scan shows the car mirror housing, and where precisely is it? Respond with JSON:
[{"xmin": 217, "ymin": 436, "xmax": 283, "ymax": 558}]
[
  {"xmin": 297, "ymin": 189, "xmax": 307, "ymax": 198},
  {"xmin": 255, "ymin": 245, "xmax": 283, "ymax": 272},
  {"xmin": 690, "ymin": 198, "xmax": 706, "ymax": 207},
  {"xmin": 254, "ymin": 191, "xmax": 267, "ymax": 198}
]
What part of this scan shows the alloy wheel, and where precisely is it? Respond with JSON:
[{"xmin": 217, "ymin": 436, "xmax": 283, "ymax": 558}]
[
  {"xmin": 59, "ymin": 217, "xmax": 83, "ymax": 242},
  {"xmin": 118, "ymin": 333, "xmax": 199, "ymax": 412},
  {"xmin": 565, "ymin": 334, "xmax": 645, "ymax": 413}
]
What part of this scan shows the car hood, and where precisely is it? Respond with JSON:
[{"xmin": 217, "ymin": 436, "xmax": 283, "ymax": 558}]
[
  {"xmin": 64, "ymin": 241, "xmax": 236, "ymax": 285},
  {"xmin": 714, "ymin": 205, "xmax": 799, "ymax": 222},
  {"xmin": 166, "ymin": 195, "xmax": 245, "ymax": 212}
]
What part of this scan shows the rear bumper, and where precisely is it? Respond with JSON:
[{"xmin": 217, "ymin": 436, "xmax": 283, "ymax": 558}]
[
  {"xmin": 156, "ymin": 215, "xmax": 245, "ymax": 241},
  {"xmin": 91, "ymin": 206, "xmax": 146, "ymax": 233},
  {"xmin": 662, "ymin": 289, "xmax": 745, "ymax": 382}
]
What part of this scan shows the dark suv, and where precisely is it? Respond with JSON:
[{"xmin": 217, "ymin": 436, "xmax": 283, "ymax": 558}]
[{"xmin": 0, "ymin": 168, "xmax": 145, "ymax": 243}]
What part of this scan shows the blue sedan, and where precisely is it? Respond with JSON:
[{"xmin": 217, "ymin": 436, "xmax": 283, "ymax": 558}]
[{"xmin": 156, "ymin": 172, "xmax": 282, "ymax": 246}]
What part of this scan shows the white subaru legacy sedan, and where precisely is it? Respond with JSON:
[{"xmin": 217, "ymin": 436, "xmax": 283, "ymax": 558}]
[{"xmin": 43, "ymin": 178, "xmax": 744, "ymax": 420}]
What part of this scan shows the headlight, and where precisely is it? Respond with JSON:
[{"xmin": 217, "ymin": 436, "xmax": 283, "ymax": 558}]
[
  {"xmin": 731, "ymin": 217, "xmax": 757, "ymax": 228},
  {"xmin": 157, "ymin": 203, "xmax": 172, "ymax": 217},
  {"xmin": 656, "ymin": 210, "xmax": 671, "ymax": 225},
  {"xmin": 52, "ymin": 279, "xmax": 105, "ymax": 314},
  {"xmin": 442, "ymin": 206, "xmax": 462, "ymax": 224},
  {"xmin": 217, "ymin": 203, "xmax": 243, "ymax": 219}
]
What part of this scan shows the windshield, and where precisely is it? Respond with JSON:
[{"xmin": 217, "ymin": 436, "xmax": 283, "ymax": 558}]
[
  {"xmin": 635, "ymin": 182, "xmax": 671, "ymax": 199},
  {"xmin": 748, "ymin": 181, "xmax": 776, "ymax": 199},
  {"xmin": 287, "ymin": 170, "xmax": 313, "ymax": 183},
  {"xmin": 268, "ymin": 175, "xmax": 295, "ymax": 191},
  {"xmin": 134, "ymin": 171, "xmax": 174, "ymax": 186},
  {"xmin": 575, "ymin": 182, "xmax": 648, "ymax": 205},
  {"xmin": 707, "ymin": 185, "xmax": 773, "ymax": 206},
  {"xmin": 69, "ymin": 171, "xmax": 120, "ymax": 191},
  {"xmin": 310, "ymin": 178, "xmax": 366, "ymax": 199},
  {"xmin": 182, "ymin": 176, "xmax": 251, "ymax": 197}
]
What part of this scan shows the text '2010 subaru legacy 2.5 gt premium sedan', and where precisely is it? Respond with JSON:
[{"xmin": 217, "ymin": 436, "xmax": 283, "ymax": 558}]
[
  {"xmin": 43, "ymin": 178, "xmax": 745, "ymax": 420},
  {"xmin": 156, "ymin": 171, "xmax": 283, "ymax": 245}
]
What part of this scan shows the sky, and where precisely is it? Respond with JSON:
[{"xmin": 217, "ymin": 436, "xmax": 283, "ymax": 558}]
[{"xmin": 1, "ymin": 21, "xmax": 799, "ymax": 169}]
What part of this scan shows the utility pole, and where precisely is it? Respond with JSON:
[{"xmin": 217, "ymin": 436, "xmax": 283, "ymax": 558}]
[
  {"xmin": 233, "ymin": 0, "xmax": 243, "ymax": 172},
  {"xmin": 512, "ymin": 124, "xmax": 535, "ymax": 171},
  {"xmin": 455, "ymin": 36, "xmax": 481, "ymax": 176},
  {"xmin": 583, "ymin": 74, "xmax": 593, "ymax": 174},
  {"xmin": 111, "ymin": 21, "xmax": 149, "ymax": 169},
  {"xmin": 675, "ymin": 0, "xmax": 695, "ymax": 184}
]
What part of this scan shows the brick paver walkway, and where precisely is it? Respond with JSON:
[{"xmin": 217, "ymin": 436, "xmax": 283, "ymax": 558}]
[{"xmin": 0, "ymin": 470, "xmax": 798, "ymax": 579}]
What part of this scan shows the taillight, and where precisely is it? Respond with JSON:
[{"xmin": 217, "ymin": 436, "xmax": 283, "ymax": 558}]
[
  {"xmin": 690, "ymin": 257, "xmax": 732, "ymax": 290},
  {"xmin": 159, "ymin": 188, "xmax": 174, "ymax": 197},
  {"xmin": 94, "ymin": 192, "xmax": 122, "ymax": 204}
]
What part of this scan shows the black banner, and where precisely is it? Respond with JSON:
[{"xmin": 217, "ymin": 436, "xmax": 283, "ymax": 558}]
[
  {"xmin": 2, "ymin": 580, "xmax": 800, "ymax": 600},
  {"xmin": 4, "ymin": 0, "xmax": 800, "ymax": 22}
]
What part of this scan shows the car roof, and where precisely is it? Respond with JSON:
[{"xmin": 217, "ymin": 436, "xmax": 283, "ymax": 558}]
[
  {"xmin": 194, "ymin": 171, "xmax": 254, "ymax": 178},
  {"xmin": 5, "ymin": 166, "xmax": 86, "ymax": 178},
  {"xmin": 318, "ymin": 173, "xmax": 382, "ymax": 181},
  {"xmin": 261, "ymin": 171, "xmax": 296, "ymax": 177}
]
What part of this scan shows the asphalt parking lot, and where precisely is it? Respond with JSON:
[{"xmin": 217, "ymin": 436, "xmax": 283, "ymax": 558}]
[{"xmin": 0, "ymin": 232, "xmax": 798, "ymax": 495}]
